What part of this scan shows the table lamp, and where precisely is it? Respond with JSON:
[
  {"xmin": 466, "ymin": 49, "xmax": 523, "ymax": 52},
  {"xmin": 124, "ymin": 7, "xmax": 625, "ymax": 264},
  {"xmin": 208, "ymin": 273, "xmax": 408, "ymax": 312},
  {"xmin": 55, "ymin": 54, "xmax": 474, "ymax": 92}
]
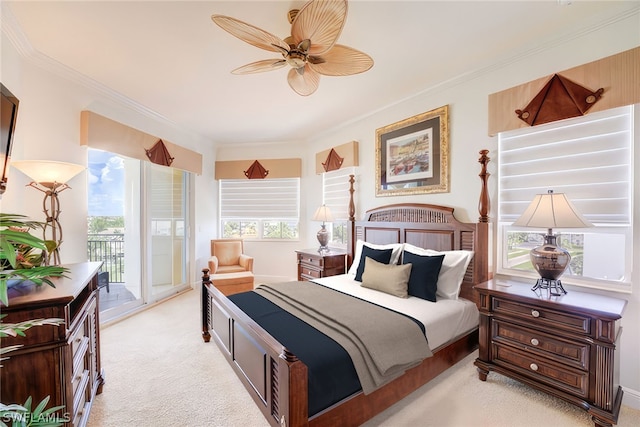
[
  {"xmin": 312, "ymin": 205, "xmax": 333, "ymax": 253},
  {"xmin": 512, "ymin": 190, "xmax": 592, "ymax": 295}
]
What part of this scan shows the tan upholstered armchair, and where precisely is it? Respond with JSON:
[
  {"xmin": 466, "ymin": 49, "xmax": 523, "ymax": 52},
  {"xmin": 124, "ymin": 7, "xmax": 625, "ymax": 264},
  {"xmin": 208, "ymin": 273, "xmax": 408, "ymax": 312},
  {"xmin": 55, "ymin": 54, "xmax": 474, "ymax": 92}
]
[{"xmin": 208, "ymin": 239, "xmax": 254, "ymax": 275}]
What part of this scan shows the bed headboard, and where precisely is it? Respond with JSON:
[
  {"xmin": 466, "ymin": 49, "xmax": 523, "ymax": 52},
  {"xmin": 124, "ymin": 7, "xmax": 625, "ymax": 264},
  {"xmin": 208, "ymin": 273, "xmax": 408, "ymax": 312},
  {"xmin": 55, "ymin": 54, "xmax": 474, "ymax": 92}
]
[
  {"xmin": 345, "ymin": 151, "xmax": 491, "ymax": 305},
  {"xmin": 348, "ymin": 203, "xmax": 488, "ymax": 304}
]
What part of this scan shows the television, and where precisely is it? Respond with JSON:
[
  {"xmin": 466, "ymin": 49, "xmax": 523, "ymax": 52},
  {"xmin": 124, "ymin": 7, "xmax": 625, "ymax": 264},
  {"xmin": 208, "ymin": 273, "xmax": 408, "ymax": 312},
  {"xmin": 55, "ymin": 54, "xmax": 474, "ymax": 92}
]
[{"xmin": 1, "ymin": 83, "xmax": 19, "ymax": 195}]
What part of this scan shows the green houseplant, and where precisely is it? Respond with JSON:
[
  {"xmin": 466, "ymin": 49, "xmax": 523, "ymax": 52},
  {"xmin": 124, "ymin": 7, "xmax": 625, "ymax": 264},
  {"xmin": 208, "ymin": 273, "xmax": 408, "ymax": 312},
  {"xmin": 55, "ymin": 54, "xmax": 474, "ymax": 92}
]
[
  {"xmin": 0, "ymin": 213, "xmax": 68, "ymax": 305},
  {"xmin": 0, "ymin": 213, "xmax": 69, "ymax": 426}
]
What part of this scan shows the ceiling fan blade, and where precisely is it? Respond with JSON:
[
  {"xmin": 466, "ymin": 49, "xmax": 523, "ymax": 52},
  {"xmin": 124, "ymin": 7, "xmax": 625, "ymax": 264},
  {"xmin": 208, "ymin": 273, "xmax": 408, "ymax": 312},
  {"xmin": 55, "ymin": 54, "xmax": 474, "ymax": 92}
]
[
  {"xmin": 287, "ymin": 66, "xmax": 320, "ymax": 96},
  {"xmin": 291, "ymin": 0, "xmax": 347, "ymax": 56},
  {"xmin": 212, "ymin": 15, "xmax": 290, "ymax": 53},
  {"xmin": 308, "ymin": 44, "xmax": 373, "ymax": 76},
  {"xmin": 232, "ymin": 59, "xmax": 288, "ymax": 75}
]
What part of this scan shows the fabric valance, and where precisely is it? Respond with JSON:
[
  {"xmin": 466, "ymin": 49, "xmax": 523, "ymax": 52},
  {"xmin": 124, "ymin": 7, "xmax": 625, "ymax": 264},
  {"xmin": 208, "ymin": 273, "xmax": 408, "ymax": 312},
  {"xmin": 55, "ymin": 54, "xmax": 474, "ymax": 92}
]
[
  {"xmin": 80, "ymin": 111, "xmax": 203, "ymax": 175},
  {"xmin": 488, "ymin": 46, "xmax": 640, "ymax": 136},
  {"xmin": 315, "ymin": 141, "xmax": 359, "ymax": 174},
  {"xmin": 215, "ymin": 158, "xmax": 301, "ymax": 180}
]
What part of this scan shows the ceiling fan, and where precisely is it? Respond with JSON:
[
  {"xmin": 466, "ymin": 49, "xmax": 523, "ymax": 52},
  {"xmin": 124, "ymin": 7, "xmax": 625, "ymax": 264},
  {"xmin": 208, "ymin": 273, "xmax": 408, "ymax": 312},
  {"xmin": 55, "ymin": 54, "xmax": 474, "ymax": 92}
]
[{"xmin": 211, "ymin": 0, "xmax": 373, "ymax": 96}]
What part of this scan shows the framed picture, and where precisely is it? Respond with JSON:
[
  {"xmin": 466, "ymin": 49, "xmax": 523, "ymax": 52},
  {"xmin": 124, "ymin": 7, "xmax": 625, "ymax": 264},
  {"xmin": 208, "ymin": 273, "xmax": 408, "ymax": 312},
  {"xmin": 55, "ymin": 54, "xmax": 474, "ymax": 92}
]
[{"xmin": 375, "ymin": 105, "xmax": 449, "ymax": 197}]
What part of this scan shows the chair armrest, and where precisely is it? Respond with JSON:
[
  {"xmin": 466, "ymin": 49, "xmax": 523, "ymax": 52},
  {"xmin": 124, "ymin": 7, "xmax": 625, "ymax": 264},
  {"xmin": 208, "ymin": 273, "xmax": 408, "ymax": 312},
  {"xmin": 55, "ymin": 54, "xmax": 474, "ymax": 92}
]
[
  {"xmin": 239, "ymin": 254, "xmax": 254, "ymax": 273},
  {"xmin": 208, "ymin": 256, "xmax": 220, "ymax": 274}
]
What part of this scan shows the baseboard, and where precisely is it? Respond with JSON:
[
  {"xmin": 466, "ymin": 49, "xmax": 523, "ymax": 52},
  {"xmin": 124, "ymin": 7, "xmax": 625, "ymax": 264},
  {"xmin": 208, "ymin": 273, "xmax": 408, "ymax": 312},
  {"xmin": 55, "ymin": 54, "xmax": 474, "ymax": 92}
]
[{"xmin": 622, "ymin": 386, "xmax": 640, "ymax": 410}]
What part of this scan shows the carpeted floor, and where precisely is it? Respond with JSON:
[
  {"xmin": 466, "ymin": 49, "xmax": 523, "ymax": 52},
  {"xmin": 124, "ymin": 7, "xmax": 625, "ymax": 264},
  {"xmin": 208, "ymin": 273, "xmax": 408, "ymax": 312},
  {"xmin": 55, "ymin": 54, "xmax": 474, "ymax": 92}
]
[{"xmin": 88, "ymin": 288, "xmax": 640, "ymax": 427}]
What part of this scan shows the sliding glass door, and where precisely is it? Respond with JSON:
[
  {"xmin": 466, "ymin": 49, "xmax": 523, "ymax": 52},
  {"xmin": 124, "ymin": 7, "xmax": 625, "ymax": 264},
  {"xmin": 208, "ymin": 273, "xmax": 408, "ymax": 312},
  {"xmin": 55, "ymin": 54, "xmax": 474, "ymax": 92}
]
[
  {"xmin": 147, "ymin": 163, "xmax": 188, "ymax": 300},
  {"xmin": 88, "ymin": 149, "xmax": 190, "ymax": 321}
]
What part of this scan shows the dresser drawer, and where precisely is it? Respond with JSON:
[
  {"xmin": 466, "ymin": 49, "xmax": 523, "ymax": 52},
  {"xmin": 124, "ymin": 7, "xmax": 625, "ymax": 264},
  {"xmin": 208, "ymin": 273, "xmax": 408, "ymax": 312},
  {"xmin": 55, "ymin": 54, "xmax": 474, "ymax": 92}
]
[
  {"xmin": 492, "ymin": 297, "xmax": 590, "ymax": 336},
  {"xmin": 70, "ymin": 321, "xmax": 87, "ymax": 358},
  {"xmin": 298, "ymin": 253, "xmax": 324, "ymax": 269},
  {"xmin": 492, "ymin": 319, "xmax": 589, "ymax": 370},
  {"xmin": 493, "ymin": 343, "xmax": 589, "ymax": 398}
]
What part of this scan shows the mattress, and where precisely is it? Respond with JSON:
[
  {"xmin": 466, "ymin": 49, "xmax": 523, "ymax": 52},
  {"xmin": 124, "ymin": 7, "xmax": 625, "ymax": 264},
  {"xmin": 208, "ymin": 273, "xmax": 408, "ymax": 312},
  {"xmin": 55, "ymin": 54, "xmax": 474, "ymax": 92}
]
[{"xmin": 312, "ymin": 274, "xmax": 479, "ymax": 350}]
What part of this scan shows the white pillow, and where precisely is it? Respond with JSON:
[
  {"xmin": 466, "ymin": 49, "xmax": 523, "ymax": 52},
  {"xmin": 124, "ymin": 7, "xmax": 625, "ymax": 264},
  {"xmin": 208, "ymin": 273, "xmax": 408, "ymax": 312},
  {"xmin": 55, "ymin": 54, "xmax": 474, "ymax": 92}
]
[
  {"xmin": 403, "ymin": 244, "xmax": 474, "ymax": 300},
  {"xmin": 348, "ymin": 240, "xmax": 404, "ymax": 275}
]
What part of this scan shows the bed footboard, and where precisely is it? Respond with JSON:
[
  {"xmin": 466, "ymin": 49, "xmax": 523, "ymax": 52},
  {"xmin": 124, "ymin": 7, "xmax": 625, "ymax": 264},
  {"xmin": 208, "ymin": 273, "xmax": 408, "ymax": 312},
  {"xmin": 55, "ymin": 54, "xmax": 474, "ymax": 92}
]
[{"xmin": 202, "ymin": 270, "xmax": 309, "ymax": 427}]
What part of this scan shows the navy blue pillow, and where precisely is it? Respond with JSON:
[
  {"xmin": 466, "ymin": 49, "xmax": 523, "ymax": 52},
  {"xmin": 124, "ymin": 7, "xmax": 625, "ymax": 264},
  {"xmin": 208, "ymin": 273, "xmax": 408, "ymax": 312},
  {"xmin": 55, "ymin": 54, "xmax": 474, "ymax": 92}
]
[
  {"xmin": 402, "ymin": 251, "xmax": 445, "ymax": 302},
  {"xmin": 354, "ymin": 246, "xmax": 393, "ymax": 282}
]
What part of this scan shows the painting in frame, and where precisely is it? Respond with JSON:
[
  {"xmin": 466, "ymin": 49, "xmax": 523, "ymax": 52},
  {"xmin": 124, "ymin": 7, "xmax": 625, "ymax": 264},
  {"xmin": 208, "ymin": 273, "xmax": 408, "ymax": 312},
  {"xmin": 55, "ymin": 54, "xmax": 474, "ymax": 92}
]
[{"xmin": 375, "ymin": 105, "xmax": 449, "ymax": 197}]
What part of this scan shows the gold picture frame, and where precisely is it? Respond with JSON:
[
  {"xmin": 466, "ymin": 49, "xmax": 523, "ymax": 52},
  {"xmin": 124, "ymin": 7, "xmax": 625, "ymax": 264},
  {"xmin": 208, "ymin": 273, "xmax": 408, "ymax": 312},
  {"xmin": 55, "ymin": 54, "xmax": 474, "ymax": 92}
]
[{"xmin": 375, "ymin": 105, "xmax": 449, "ymax": 197}]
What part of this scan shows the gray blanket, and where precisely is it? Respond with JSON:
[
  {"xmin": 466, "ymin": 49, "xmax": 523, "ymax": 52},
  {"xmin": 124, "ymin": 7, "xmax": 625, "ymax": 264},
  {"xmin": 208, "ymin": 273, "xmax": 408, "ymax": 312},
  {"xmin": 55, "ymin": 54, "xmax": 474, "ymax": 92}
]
[{"xmin": 254, "ymin": 281, "xmax": 432, "ymax": 394}]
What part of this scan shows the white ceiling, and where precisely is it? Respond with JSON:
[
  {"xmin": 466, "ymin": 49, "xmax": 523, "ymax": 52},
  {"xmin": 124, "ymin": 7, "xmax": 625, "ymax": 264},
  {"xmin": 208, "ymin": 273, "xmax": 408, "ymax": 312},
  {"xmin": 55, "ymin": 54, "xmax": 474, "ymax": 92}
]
[{"xmin": 3, "ymin": 1, "xmax": 638, "ymax": 146}]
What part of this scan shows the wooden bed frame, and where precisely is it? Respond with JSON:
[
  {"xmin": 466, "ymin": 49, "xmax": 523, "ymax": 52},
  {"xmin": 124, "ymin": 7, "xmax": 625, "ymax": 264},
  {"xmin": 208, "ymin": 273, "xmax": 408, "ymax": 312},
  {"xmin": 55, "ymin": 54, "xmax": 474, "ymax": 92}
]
[{"xmin": 201, "ymin": 153, "xmax": 491, "ymax": 427}]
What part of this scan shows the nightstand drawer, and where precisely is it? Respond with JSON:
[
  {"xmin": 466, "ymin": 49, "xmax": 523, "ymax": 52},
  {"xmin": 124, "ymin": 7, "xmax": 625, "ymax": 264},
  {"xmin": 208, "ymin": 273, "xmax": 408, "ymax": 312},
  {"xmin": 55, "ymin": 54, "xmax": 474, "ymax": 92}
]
[
  {"xmin": 492, "ymin": 297, "xmax": 590, "ymax": 336},
  {"xmin": 296, "ymin": 249, "xmax": 346, "ymax": 281},
  {"xmin": 300, "ymin": 268, "xmax": 322, "ymax": 280},
  {"xmin": 298, "ymin": 254, "xmax": 324, "ymax": 269},
  {"xmin": 492, "ymin": 320, "xmax": 589, "ymax": 370},
  {"xmin": 493, "ymin": 344, "xmax": 589, "ymax": 398}
]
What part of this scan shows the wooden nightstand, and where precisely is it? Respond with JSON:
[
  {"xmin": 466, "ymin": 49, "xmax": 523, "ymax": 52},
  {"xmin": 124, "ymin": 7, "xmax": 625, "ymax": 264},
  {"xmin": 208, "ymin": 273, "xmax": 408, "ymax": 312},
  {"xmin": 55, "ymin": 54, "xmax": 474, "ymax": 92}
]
[
  {"xmin": 296, "ymin": 248, "xmax": 347, "ymax": 281},
  {"xmin": 474, "ymin": 279, "xmax": 626, "ymax": 427}
]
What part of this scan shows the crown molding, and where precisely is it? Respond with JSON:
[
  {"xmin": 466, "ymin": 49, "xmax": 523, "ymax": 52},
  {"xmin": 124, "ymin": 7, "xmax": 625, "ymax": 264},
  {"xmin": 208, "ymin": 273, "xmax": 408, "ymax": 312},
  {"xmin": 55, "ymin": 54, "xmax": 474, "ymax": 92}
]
[
  {"xmin": 313, "ymin": 5, "xmax": 640, "ymax": 143},
  {"xmin": 0, "ymin": 3, "xmax": 187, "ymax": 136}
]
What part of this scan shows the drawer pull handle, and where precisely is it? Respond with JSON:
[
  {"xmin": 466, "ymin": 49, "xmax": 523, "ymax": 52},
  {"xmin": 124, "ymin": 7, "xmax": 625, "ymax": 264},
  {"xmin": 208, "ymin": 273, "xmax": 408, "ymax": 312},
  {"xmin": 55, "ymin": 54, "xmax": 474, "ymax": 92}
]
[
  {"xmin": 531, "ymin": 310, "xmax": 540, "ymax": 318},
  {"xmin": 530, "ymin": 338, "xmax": 539, "ymax": 346},
  {"xmin": 529, "ymin": 363, "xmax": 539, "ymax": 371}
]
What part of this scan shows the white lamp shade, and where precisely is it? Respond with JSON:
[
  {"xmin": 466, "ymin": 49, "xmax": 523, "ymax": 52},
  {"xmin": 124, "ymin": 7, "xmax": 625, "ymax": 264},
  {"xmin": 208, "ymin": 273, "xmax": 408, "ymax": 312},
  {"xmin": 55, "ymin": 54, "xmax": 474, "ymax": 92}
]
[
  {"xmin": 312, "ymin": 205, "xmax": 334, "ymax": 222},
  {"xmin": 12, "ymin": 160, "xmax": 85, "ymax": 185},
  {"xmin": 512, "ymin": 191, "xmax": 592, "ymax": 229}
]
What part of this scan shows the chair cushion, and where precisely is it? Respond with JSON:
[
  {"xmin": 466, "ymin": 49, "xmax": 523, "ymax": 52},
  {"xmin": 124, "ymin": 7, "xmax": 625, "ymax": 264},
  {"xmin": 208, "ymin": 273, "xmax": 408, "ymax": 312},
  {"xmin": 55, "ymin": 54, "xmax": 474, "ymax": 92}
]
[
  {"xmin": 213, "ymin": 241, "xmax": 242, "ymax": 266},
  {"xmin": 217, "ymin": 265, "xmax": 248, "ymax": 274}
]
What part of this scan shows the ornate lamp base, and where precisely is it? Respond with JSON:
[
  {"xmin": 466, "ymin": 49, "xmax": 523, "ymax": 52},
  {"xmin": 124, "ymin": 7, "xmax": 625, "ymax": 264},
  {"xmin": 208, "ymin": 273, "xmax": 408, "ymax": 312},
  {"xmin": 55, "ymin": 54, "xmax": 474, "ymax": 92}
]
[
  {"xmin": 317, "ymin": 224, "xmax": 329, "ymax": 253},
  {"xmin": 532, "ymin": 278, "xmax": 567, "ymax": 296},
  {"xmin": 530, "ymin": 233, "xmax": 571, "ymax": 295}
]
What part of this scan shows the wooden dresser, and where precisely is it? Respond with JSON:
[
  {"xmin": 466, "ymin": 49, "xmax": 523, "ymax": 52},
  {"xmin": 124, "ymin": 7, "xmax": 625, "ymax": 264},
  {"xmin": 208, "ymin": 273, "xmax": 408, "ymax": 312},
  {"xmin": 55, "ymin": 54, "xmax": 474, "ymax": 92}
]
[
  {"xmin": 474, "ymin": 279, "xmax": 626, "ymax": 427},
  {"xmin": 1, "ymin": 262, "xmax": 105, "ymax": 426},
  {"xmin": 296, "ymin": 248, "xmax": 347, "ymax": 281}
]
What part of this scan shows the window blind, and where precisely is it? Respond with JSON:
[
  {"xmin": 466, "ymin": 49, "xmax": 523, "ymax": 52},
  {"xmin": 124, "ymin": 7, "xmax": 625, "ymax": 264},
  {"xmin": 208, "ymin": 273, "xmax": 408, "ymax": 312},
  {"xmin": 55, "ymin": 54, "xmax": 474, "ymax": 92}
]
[
  {"xmin": 219, "ymin": 178, "xmax": 300, "ymax": 219},
  {"xmin": 322, "ymin": 167, "xmax": 356, "ymax": 221},
  {"xmin": 499, "ymin": 105, "xmax": 633, "ymax": 226}
]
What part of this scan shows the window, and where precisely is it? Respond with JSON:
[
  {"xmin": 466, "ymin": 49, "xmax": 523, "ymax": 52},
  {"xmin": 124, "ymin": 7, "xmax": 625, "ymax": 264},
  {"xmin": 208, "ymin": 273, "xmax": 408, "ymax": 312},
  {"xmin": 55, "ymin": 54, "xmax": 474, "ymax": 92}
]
[
  {"xmin": 219, "ymin": 178, "xmax": 300, "ymax": 240},
  {"xmin": 498, "ymin": 105, "xmax": 634, "ymax": 291},
  {"xmin": 321, "ymin": 167, "xmax": 357, "ymax": 246}
]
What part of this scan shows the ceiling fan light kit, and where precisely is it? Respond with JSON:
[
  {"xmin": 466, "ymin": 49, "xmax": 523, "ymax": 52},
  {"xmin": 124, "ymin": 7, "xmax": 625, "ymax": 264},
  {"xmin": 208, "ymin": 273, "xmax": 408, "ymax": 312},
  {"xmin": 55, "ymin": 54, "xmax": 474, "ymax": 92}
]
[{"xmin": 211, "ymin": 0, "xmax": 373, "ymax": 96}]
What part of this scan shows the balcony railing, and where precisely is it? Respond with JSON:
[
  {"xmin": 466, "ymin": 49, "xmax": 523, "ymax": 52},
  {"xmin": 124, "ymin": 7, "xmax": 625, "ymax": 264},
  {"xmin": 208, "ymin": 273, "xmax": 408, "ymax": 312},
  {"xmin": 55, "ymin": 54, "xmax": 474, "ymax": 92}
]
[{"xmin": 87, "ymin": 234, "xmax": 124, "ymax": 283}]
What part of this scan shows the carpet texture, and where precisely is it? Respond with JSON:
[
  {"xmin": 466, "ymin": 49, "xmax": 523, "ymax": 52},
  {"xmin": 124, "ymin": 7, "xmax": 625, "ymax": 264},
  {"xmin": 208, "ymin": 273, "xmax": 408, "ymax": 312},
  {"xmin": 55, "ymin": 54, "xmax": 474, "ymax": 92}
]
[{"xmin": 88, "ymin": 288, "xmax": 640, "ymax": 427}]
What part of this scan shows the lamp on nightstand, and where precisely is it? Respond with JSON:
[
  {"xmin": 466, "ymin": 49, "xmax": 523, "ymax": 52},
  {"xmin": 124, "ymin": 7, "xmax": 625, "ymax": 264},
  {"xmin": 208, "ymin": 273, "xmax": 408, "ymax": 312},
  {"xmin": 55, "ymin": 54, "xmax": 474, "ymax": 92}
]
[
  {"xmin": 312, "ymin": 205, "xmax": 333, "ymax": 253},
  {"xmin": 513, "ymin": 190, "xmax": 592, "ymax": 295}
]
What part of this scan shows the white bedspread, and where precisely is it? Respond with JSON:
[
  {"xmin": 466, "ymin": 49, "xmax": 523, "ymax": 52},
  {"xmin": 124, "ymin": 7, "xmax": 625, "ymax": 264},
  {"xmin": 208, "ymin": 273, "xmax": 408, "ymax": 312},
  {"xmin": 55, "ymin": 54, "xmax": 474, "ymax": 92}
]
[{"xmin": 312, "ymin": 274, "xmax": 479, "ymax": 350}]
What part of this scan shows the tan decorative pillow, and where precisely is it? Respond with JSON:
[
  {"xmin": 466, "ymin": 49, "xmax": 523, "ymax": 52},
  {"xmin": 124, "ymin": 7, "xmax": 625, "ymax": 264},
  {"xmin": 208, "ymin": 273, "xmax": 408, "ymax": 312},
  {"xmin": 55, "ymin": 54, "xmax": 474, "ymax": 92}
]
[{"xmin": 360, "ymin": 257, "xmax": 412, "ymax": 298}]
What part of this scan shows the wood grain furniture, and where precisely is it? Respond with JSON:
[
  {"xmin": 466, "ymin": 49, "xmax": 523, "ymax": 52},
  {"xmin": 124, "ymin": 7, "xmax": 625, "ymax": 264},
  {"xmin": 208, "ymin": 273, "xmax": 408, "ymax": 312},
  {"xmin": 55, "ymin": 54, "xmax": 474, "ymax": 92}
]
[
  {"xmin": 1, "ymin": 262, "xmax": 105, "ymax": 427},
  {"xmin": 201, "ymin": 165, "xmax": 490, "ymax": 427},
  {"xmin": 474, "ymin": 279, "xmax": 626, "ymax": 427},
  {"xmin": 295, "ymin": 248, "xmax": 347, "ymax": 281}
]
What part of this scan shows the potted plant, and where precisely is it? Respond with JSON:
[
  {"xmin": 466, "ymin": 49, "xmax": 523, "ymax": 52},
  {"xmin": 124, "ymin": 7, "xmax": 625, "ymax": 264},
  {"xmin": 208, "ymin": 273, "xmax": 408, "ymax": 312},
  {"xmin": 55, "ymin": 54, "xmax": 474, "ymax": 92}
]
[
  {"xmin": 0, "ymin": 213, "xmax": 68, "ymax": 305},
  {"xmin": 0, "ymin": 213, "xmax": 69, "ymax": 426}
]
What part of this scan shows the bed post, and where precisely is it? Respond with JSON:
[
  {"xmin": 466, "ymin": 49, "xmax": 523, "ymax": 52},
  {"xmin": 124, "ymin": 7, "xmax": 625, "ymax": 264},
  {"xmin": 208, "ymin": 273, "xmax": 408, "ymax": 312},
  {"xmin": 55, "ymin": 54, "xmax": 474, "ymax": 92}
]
[
  {"xmin": 478, "ymin": 149, "xmax": 490, "ymax": 223},
  {"xmin": 201, "ymin": 268, "xmax": 211, "ymax": 343},
  {"xmin": 347, "ymin": 174, "xmax": 356, "ymax": 268}
]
